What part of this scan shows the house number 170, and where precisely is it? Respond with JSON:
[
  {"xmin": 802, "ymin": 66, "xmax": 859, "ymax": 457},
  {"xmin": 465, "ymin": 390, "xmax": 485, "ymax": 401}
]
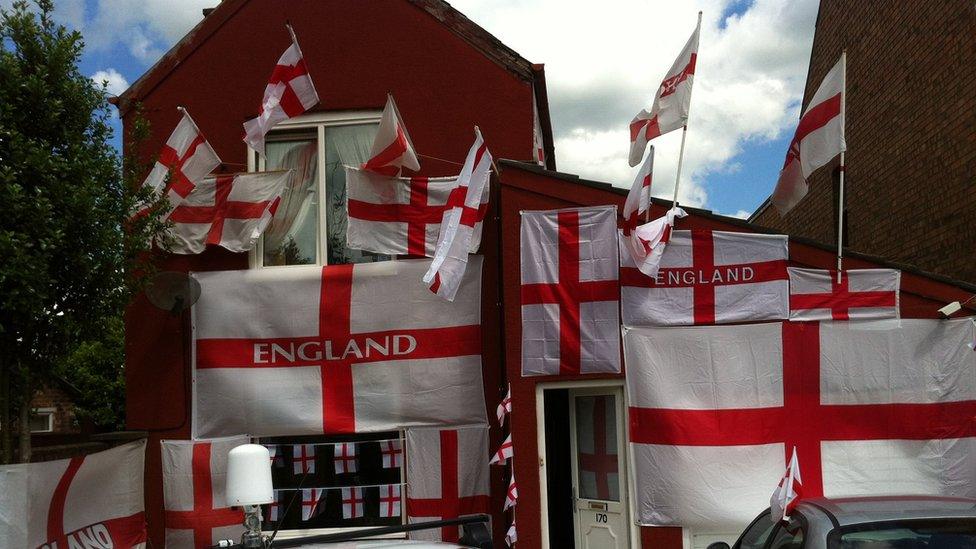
[{"xmin": 595, "ymin": 513, "xmax": 608, "ymax": 523}]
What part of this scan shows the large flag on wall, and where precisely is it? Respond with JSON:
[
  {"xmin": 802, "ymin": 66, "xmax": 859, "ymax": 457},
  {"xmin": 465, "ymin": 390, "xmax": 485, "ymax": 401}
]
[
  {"xmin": 621, "ymin": 229, "xmax": 789, "ymax": 326},
  {"xmin": 406, "ymin": 426, "xmax": 490, "ymax": 543},
  {"xmin": 345, "ymin": 167, "xmax": 488, "ymax": 257},
  {"xmin": 162, "ymin": 436, "xmax": 248, "ymax": 548},
  {"xmin": 628, "ymin": 17, "xmax": 701, "ymax": 166},
  {"xmin": 168, "ymin": 171, "xmax": 291, "ymax": 254},
  {"xmin": 136, "ymin": 109, "xmax": 220, "ymax": 220},
  {"xmin": 0, "ymin": 440, "xmax": 147, "ymax": 548},
  {"xmin": 191, "ymin": 258, "xmax": 486, "ymax": 438},
  {"xmin": 521, "ymin": 206, "xmax": 620, "ymax": 376},
  {"xmin": 624, "ymin": 319, "xmax": 976, "ymax": 530},
  {"xmin": 789, "ymin": 267, "xmax": 899, "ymax": 321},
  {"xmin": 771, "ymin": 55, "xmax": 846, "ymax": 214}
]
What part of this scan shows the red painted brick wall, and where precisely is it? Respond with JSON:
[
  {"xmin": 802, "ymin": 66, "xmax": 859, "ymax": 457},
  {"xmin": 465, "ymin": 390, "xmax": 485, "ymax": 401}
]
[{"xmin": 752, "ymin": 0, "xmax": 976, "ymax": 284}]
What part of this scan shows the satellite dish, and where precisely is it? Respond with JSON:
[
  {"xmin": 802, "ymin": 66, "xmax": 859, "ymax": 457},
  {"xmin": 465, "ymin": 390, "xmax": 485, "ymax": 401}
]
[{"xmin": 145, "ymin": 271, "xmax": 201, "ymax": 314}]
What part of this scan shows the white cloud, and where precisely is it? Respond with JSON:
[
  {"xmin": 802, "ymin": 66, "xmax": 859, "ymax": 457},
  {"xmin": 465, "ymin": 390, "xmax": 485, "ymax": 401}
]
[
  {"xmin": 91, "ymin": 68, "xmax": 129, "ymax": 96},
  {"xmin": 450, "ymin": 0, "xmax": 818, "ymax": 210}
]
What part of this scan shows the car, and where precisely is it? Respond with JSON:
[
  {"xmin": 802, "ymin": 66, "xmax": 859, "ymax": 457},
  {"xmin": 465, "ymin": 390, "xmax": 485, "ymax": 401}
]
[{"xmin": 708, "ymin": 496, "xmax": 976, "ymax": 549}]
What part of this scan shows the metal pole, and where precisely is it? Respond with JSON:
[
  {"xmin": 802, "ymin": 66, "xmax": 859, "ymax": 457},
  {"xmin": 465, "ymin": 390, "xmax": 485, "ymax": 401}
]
[
  {"xmin": 835, "ymin": 50, "xmax": 847, "ymax": 283},
  {"xmin": 671, "ymin": 124, "xmax": 689, "ymax": 210}
]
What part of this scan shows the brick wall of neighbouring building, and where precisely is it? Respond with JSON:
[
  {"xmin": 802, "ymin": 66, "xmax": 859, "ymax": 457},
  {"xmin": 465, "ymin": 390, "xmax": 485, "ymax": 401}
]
[{"xmin": 751, "ymin": 0, "xmax": 976, "ymax": 284}]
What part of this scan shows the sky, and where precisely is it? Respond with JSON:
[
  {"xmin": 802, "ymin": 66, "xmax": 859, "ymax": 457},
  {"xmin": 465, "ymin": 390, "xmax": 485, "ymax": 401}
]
[{"xmin": 13, "ymin": 0, "xmax": 820, "ymax": 219}]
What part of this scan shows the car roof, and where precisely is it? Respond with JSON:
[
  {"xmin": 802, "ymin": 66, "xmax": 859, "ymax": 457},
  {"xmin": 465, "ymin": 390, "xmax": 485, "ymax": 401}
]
[{"xmin": 797, "ymin": 496, "xmax": 976, "ymax": 527}]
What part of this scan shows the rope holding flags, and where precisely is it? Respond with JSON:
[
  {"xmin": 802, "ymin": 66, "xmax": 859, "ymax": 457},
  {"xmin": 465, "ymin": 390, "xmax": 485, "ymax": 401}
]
[{"xmin": 492, "ymin": 389, "xmax": 518, "ymax": 545}]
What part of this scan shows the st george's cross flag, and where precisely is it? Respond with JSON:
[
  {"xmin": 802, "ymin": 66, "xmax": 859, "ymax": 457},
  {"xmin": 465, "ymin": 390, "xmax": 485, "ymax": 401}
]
[
  {"xmin": 406, "ymin": 426, "xmax": 490, "ymax": 543},
  {"xmin": 191, "ymin": 258, "xmax": 486, "ymax": 438},
  {"xmin": 423, "ymin": 128, "xmax": 492, "ymax": 301},
  {"xmin": 301, "ymin": 489, "xmax": 324, "ymax": 521},
  {"xmin": 168, "ymin": 171, "xmax": 291, "ymax": 254},
  {"xmin": 621, "ymin": 229, "xmax": 789, "ymax": 326},
  {"xmin": 628, "ymin": 17, "xmax": 701, "ymax": 166},
  {"xmin": 621, "ymin": 206, "xmax": 688, "ymax": 279},
  {"xmin": 624, "ymin": 319, "xmax": 976, "ymax": 530},
  {"xmin": 334, "ymin": 443, "xmax": 358, "ymax": 474},
  {"xmin": 521, "ymin": 206, "xmax": 621, "ymax": 376},
  {"xmin": 243, "ymin": 27, "xmax": 319, "ymax": 156},
  {"xmin": 770, "ymin": 447, "xmax": 803, "ymax": 522},
  {"xmin": 772, "ymin": 55, "xmax": 845, "ymax": 214},
  {"xmin": 504, "ymin": 472, "xmax": 518, "ymax": 511},
  {"xmin": 622, "ymin": 147, "xmax": 655, "ymax": 235},
  {"xmin": 505, "ymin": 519, "xmax": 518, "ymax": 547},
  {"xmin": 576, "ymin": 395, "xmax": 620, "ymax": 501},
  {"xmin": 379, "ymin": 485, "xmax": 402, "ymax": 518},
  {"xmin": 0, "ymin": 440, "xmax": 147, "ymax": 549},
  {"xmin": 345, "ymin": 167, "xmax": 488, "ymax": 257},
  {"xmin": 789, "ymin": 268, "xmax": 900, "ymax": 321},
  {"xmin": 136, "ymin": 108, "xmax": 220, "ymax": 220},
  {"xmin": 497, "ymin": 383, "xmax": 512, "ymax": 427},
  {"xmin": 382, "ymin": 439, "xmax": 403, "ymax": 469},
  {"xmin": 532, "ymin": 89, "xmax": 545, "ymax": 166},
  {"xmin": 162, "ymin": 436, "xmax": 248, "ymax": 548},
  {"xmin": 341, "ymin": 487, "xmax": 365, "ymax": 519},
  {"xmin": 489, "ymin": 433, "xmax": 514, "ymax": 466},
  {"xmin": 362, "ymin": 94, "xmax": 421, "ymax": 176},
  {"xmin": 293, "ymin": 444, "xmax": 316, "ymax": 475}
]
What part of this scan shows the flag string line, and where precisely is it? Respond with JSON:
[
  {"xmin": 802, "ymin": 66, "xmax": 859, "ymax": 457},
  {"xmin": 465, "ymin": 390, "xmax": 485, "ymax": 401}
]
[
  {"xmin": 272, "ymin": 482, "xmax": 406, "ymax": 492},
  {"xmin": 263, "ymin": 438, "xmax": 403, "ymax": 448}
]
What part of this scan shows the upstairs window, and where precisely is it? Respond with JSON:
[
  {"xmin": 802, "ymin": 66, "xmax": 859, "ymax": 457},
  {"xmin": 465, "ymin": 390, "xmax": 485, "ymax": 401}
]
[{"xmin": 250, "ymin": 112, "xmax": 389, "ymax": 267}]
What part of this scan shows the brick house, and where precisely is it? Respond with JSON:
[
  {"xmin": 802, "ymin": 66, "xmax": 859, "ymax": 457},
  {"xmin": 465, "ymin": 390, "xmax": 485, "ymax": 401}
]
[{"xmin": 750, "ymin": 0, "xmax": 976, "ymax": 285}]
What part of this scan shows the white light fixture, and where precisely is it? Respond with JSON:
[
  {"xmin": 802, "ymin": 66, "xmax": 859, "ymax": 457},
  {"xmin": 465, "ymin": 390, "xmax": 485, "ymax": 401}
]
[
  {"xmin": 225, "ymin": 444, "xmax": 274, "ymax": 548},
  {"xmin": 939, "ymin": 295, "xmax": 975, "ymax": 319}
]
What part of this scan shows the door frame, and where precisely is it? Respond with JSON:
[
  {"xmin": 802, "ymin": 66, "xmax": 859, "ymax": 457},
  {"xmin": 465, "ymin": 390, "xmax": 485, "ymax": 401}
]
[{"xmin": 535, "ymin": 379, "xmax": 639, "ymax": 549}]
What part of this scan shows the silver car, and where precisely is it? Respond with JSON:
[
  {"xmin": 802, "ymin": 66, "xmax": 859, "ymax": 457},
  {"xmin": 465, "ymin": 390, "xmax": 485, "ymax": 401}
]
[{"xmin": 710, "ymin": 496, "xmax": 976, "ymax": 549}]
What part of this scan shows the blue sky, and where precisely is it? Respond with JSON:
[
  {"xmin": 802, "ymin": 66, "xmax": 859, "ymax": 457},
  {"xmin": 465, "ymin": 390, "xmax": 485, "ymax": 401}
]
[{"xmin": 33, "ymin": 0, "xmax": 819, "ymax": 219}]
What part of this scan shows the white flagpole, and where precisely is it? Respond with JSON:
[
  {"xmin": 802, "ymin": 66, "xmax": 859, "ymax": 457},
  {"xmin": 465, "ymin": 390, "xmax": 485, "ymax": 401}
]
[
  {"xmin": 671, "ymin": 10, "xmax": 702, "ymax": 212},
  {"xmin": 835, "ymin": 50, "xmax": 847, "ymax": 283}
]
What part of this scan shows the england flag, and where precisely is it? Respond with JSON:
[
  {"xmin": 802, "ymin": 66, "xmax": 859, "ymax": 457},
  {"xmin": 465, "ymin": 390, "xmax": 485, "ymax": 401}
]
[{"xmin": 362, "ymin": 94, "xmax": 420, "ymax": 176}]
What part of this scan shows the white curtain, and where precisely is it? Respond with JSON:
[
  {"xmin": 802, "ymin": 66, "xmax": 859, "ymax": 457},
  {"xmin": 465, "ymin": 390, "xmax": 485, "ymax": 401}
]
[{"xmin": 263, "ymin": 141, "xmax": 317, "ymax": 263}]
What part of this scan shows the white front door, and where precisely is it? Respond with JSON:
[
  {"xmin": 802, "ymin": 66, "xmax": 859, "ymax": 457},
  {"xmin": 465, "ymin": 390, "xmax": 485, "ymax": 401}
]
[{"xmin": 569, "ymin": 387, "xmax": 629, "ymax": 549}]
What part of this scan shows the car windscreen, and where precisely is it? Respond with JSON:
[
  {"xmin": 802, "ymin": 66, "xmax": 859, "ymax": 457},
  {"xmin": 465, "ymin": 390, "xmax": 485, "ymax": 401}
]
[{"xmin": 829, "ymin": 518, "xmax": 976, "ymax": 549}]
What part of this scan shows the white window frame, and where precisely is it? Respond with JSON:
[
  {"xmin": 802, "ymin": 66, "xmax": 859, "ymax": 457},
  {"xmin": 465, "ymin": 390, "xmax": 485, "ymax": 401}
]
[
  {"xmin": 248, "ymin": 110, "xmax": 382, "ymax": 269},
  {"xmin": 29, "ymin": 407, "xmax": 56, "ymax": 433}
]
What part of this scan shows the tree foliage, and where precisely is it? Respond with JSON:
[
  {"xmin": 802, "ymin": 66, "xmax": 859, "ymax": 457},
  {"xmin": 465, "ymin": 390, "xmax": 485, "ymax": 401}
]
[{"xmin": 0, "ymin": 0, "xmax": 166, "ymax": 461}]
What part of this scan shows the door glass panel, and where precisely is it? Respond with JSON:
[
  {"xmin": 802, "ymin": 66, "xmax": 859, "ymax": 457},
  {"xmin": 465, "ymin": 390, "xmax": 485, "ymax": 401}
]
[
  {"xmin": 575, "ymin": 394, "xmax": 620, "ymax": 501},
  {"xmin": 323, "ymin": 124, "xmax": 388, "ymax": 265},
  {"xmin": 263, "ymin": 138, "xmax": 318, "ymax": 266}
]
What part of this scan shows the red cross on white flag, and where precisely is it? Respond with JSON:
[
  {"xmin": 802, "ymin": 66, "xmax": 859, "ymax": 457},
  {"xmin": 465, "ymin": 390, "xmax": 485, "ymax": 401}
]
[
  {"xmin": 770, "ymin": 447, "xmax": 803, "ymax": 522},
  {"xmin": 333, "ymin": 443, "xmax": 358, "ymax": 474},
  {"xmin": 167, "ymin": 171, "xmax": 290, "ymax": 254},
  {"xmin": 505, "ymin": 519, "xmax": 518, "ymax": 547},
  {"xmin": 301, "ymin": 489, "xmax": 323, "ymax": 521},
  {"xmin": 504, "ymin": 472, "xmax": 518, "ymax": 511},
  {"xmin": 772, "ymin": 55, "xmax": 846, "ymax": 214},
  {"xmin": 162, "ymin": 436, "xmax": 247, "ymax": 548},
  {"xmin": 789, "ymin": 267, "xmax": 899, "ymax": 321},
  {"xmin": 622, "ymin": 148, "xmax": 654, "ymax": 235},
  {"xmin": 620, "ymin": 206, "xmax": 688, "ymax": 279},
  {"xmin": 345, "ymin": 167, "xmax": 488, "ymax": 257},
  {"xmin": 624, "ymin": 319, "xmax": 976, "ymax": 530},
  {"xmin": 191, "ymin": 259, "xmax": 487, "ymax": 438},
  {"xmin": 292, "ymin": 444, "xmax": 316, "ymax": 475},
  {"xmin": 424, "ymin": 128, "xmax": 493, "ymax": 301},
  {"xmin": 577, "ymin": 395, "xmax": 619, "ymax": 501},
  {"xmin": 381, "ymin": 440, "xmax": 403, "ymax": 469},
  {"xmin": 243, "ymin": 26, "xmax": 320, "ymax": 156},
  {"xmin": 136, "ymin": 108, "xmax": 220, "ymax": 220},
  {"xmin": 362, "ymin": 94, "xmax": 420, "ymax": 176},
  {"xmin": 520, "ymin": 206, "xmax": 621, "ymax": 376},
  {"xmin": 406, "ymin": 426, "xmax": 490, "ymax": 543},
  {"xmin": 341, "ymin": 487, "xmax": 365, "ymax": 519},
  {"xmin": 379, "ymin": 485, "xmax": 402, "ymax": 518},
  {"xmin": 489, "ymin": 433, "xmax": 514, "ymax": 466},
  {"xmin": 496, "ymin": 383, "xmax": 512, "ymax": 427},
  {"xmin": 265, "ymin": 496, "xmax": 280, "ymax": 523},
  {"xmin": 0, "ymin": 440, "xmax": 147, "ymax": 548},
  {"xmin": 621, "ymin": 229, "xmax": 789, "ymax": 326},
  {"xmin": 628, "ymin": 16, "xmax": 701, "ymax": 166}
]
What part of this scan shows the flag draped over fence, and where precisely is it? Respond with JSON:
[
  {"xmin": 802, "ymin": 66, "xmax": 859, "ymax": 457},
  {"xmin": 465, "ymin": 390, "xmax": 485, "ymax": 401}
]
[
  {"xmin": 345, "ymin": 167, "xmax": 487, "ymax": 257},
  {"xmin": 406, "ymin": 426, "xmax": 490, "ymax": 543},
  {"xmin": 624, "ymin": 319, "xmax": 976, "ymax": 530},
  {"xmin": 191, "ymin": 258, "xmax": 486, "ymax": 438},
  {"xmin": 621, "ymin": 229, "xmax": 789, "ymax": 326},
  {"xmin": 0, "ymin": 440, "xmax": 147, "ymax": 548},
  {"xmin": 168, "ymin": 171, "xmax": 291, "ymax": 254},
  {"xmin": 162, "ymin": 436, "xmax": 248, "ymax": 548}
]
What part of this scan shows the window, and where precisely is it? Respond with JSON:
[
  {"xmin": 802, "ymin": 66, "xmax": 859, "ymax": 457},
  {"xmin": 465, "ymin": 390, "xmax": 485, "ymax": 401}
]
[
  {"xmin": 251, "ymin": 112, "xmax": 389, "ymax": 267},
  {"xmin": 258, "ymin": 432, "xmax": 405, "ymax": 538},
  {"xmin": 29, "ymin": 407, "xmax": 55, "ymax": 433},
  {"xmin": 735, "ymin": 511, "xmax": 777, "ymax": 549},
  {"xmin": 768, "ymin": 519, "xmax": 805, "ymax": 549}
]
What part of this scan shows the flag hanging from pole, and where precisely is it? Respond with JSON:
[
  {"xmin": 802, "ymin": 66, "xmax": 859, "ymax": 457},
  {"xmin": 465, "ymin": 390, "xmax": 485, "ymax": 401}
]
[
  {"xmin": 771, "ymin": 55, "xmax": 846, "ymax": 214},
  {"xmin": 243, "ymin": 26, "xmax": 320, "ymax": 156},
  {"xmin": 622, "ymin": 147, "xmax": 654, "ymax": 235},
  {"xmin": 362, "ymin": 94, "xmax": 420, "ymax": 176},
  {"xmin": 770, "ymin": 447, "xmax": 803, "ymax": 522},
  {"xmin": 628, "ymin": 16, "xmax": 701, "ymax": 167},
  {"xmin": 532, "ymin": 89, "xmax": 545, "ymax": 166}
]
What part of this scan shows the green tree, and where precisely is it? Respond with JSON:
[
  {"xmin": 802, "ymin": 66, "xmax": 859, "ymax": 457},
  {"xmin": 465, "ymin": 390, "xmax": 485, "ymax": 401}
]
[{"xmin": 0, "ymin": 0, "xmax": 166, "ymax": 463}]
